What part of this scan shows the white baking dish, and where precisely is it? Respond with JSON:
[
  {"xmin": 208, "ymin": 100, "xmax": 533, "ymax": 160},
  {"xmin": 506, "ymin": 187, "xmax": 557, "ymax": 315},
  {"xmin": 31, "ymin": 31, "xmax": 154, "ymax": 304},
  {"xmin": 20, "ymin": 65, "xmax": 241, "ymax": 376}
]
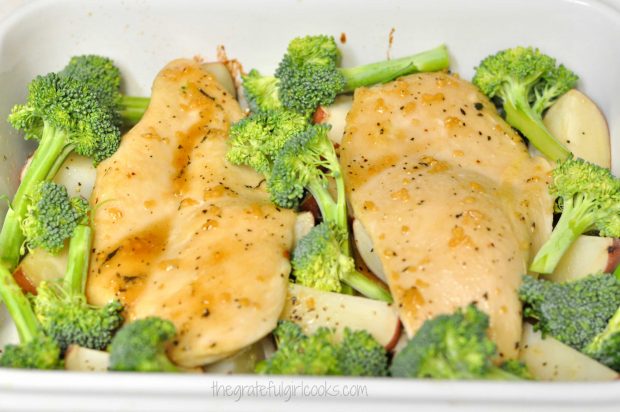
[{"xmin": 0, "ymin": 0, "xmax": 619, "ymax": 410}]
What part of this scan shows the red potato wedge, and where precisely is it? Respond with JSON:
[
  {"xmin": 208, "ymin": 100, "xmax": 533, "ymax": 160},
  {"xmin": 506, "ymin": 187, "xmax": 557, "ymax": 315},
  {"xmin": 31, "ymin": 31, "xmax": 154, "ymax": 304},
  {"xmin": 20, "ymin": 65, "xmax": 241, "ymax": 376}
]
[
  {"xmin": 520, "ymin": 323, "xmax": 618, "ymax": 381},
  {"xmin": 52, "ymin": 154, "xmax": 97, "ymax": 199},
  {"xmin": 543, "ymin": 89, "xmax": 611, "ymax": 168},
  {"xmin": 202, "ymin": 62, "xmax": 237, "ymax": 98},
  {"xmin": 352, "ymin": 219, "xmax": 386, "ymax": 282},
  {"xmin": 65, "ymin": 345, "xmax": 110, "ymax": 372},
  {"xmin": 548, "ymin": 235, "xmax": 620, "ymax": 283},
  {"xmin": 315, "ymin": 95, "xmax": 353, "ymax": 144},
  {"xmin": 15, "ymin": 247, "xmax": 68, "ymax": 290},
  {"xmin": 280, "ymin": 283, "xmax": 401, "ymax": 350}
]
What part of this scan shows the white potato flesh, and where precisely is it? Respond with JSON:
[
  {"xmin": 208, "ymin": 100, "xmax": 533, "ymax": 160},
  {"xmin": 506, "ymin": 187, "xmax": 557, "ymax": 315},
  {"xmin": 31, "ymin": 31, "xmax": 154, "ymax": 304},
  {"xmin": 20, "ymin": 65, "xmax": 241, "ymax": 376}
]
[
  {"xmin": 16, "ymin": 246, "xmax": 68, "ymax": 288},
  {"xmin": 293, "ymin": 212, "xmax": 315, "ymax": 247},
  {"xmin": 317, "ymin": 95, "xmax": 353, "ymax": 145},
  {"xmin": 544, "ymin": 89, "xmax": 611, "ymax": 168},
  {"xmin": 352, "ymin": 219, "xmax": 386, "ymax": 282},
  {"xmin": 64, "ymin": 345, "xmax": 110, "ymax": 372},
  {"xmin": 520, "ymin": 323, "xmax": 617, "ymax": 381},
  {"xmin": 52, "ymin": 154, "xmax": 97, "ymax": 199},
  {"xmin": 550, "ymin": 235, "xmax": 620, "ymax": 283},
  {"xmin": 202, "ymin": 62, "xmax": 237, "ymax": 99},
  {"xmin": 280, "ymin": 283, "xmax": 401, "ymax": 349}
]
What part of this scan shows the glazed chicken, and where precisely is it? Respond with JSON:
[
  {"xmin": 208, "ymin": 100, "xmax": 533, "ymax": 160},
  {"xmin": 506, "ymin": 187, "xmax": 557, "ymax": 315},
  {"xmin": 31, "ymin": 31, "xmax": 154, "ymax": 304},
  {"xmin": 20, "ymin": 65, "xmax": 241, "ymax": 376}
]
[
  {"xmin": 341, "ymin": 72, "xmax": 553, "ymax": 359},
  {"xmin": 87, "ymin": 59, "xmax": 296, "ymax": 367}
]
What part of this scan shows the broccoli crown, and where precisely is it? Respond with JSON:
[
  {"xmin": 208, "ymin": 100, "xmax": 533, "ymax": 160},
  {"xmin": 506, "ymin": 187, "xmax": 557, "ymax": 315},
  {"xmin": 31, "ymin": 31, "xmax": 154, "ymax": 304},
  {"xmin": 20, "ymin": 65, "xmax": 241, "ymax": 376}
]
[
  {"xmin": 242, "ymin": 69, "xmax": 282, "ymax": 112},
  {"xmin": 552, "ymin": 157, "xmax": 620, "ymax": 236},
  {"xmin": 390, "ymin": 305, "xmax": 526, "ymax": 380},
  {"xmin": 584, "ymin": 307, "xmax": 620, "ymax": 372},
  {"xmin": 267, "ymin": 124, "xmax": 334, "ymax": 209},
  {"xmin": 60, "ymin": 55, "xmax": 122, "ymax": 116},
  {"xmin": 518, "ymin": 273, "xmax": 620, "ymax": 350},
  {"xmin": 21, "ymin": 182, "xmax": 89, "ymax": 254},
  {"xmin": 338, "ymin": 328, "xmax": 388, "ymax": 377},
  {"xmin": 285, "ymin": 35, "xmax": 342, "ymax": 67},
  {"xmin": 256, "ymin": 321, "xmax": 387, "ymax": 376},
  {"xmin": 276, "ymin": 55, "xmax": 345, "ymax": 115},
  {"xmin": 108, "ymin": 317, "xmax": 178, "ymax": 372},
  {"xmin": 226, "ymin": 109, "xmax": 309, "ymax": 176},
  {"xmin": 473, "ymin": 47, "xmax": 577, "ymax": 110},
  {"xmin": 292, "ymin": 222, "xmax": 353, "ymax": 293},
  {"xmin": 472, "ymin": 46, "xmax": 577, "ymax": 162},
  {"xmin": 8, "ymin": 72, "xmax": 121, "ymax": 163},
  {"xmin": 33, "ymin": 281, "xmax": 123, "ymax": 352},
  {"xmin": 0, "ymin": 335, "xmax": 61, "ymax": 370}
]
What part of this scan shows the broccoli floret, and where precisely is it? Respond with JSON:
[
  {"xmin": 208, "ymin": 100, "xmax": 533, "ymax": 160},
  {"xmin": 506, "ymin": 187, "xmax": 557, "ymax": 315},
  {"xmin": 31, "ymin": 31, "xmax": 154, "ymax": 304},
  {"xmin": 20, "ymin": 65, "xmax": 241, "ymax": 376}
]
[
  {"xmin": 226, "ymin": 109, "xmax": 309, "ymax": 176},
  {"xmin": 0, "ymin": 72, "xmax": 121, "ymax": 270},
  {"xmin": 293, "ymin": 223, "xmax": 392, "ymax": 302},
  {"xmin": 268, "ymin": 125, "xmax": 391, "ymax": 301},
  {"xmin": 275, "ymin": 36, "xmax": 450, "ymax": 115},
  {"xmin": 21, "ymin": 181, "xmax": 89, "ymax": 254},
  {"xmin": 244, "ymin": 35, "xmax": 449, "ymax": 114},
  {"xmin": 24, "ymin": 186, "xmax": 124, "ymax": 352},
  {"xmin": 390, "ymin": 305, "xmax": 528, "ymax": 380},
  {"xmin": 108, "ymin": 317, "xmax": 178, "ymax": 372},
  {"xmin": 268, "ymin": 124, "xmax": 345, "ymax": 226},
  {"xmin": 472, "ymin": 46, "xmax": 578, "ymax": 162},
  {"xmin": 338, "ymin": 328, "xmax": 388, "ymax": 377},
  {"xmin": 242, "ymin": 70, "xmax": 282, "ymax": 112},
  {"xmin": 60, "ymin": 55, "xmax": 150, "ymax": 127},
  {"xmin": 0, "ymin": 265, "xmax": 61, "ymax": 369},
  {"xmin": 518, "ymin": 273, "xmax": 620, "ymax": 351},
  {"xmin": 584, "ymin": 305, "xmax": 620, "ymax": 372},
  {"xmin": 0, "ymin": 336, "xmax": 61, "ymax": 369},
  {"xmin": 529, "ymin": 157, "xmax": 620, "ymax": 274},
  {"xmin": 256, "ymin": 321, "xmax": 387, "ymax": 376},
  {"xmin": 499, "ymin": 359, "xmax": 533, "ymax": 380}
]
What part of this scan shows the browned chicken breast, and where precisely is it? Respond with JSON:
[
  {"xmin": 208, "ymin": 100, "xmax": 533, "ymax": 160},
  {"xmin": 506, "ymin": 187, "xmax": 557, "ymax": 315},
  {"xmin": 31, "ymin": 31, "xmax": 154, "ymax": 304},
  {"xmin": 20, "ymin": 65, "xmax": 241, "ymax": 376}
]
[
  {"xmin": 87, "ymin": 59, "xmax": 296, "ymax": 367},
  {"xmin": 341, "ymin": 72, "xmax": 553, "ymax": 359}
]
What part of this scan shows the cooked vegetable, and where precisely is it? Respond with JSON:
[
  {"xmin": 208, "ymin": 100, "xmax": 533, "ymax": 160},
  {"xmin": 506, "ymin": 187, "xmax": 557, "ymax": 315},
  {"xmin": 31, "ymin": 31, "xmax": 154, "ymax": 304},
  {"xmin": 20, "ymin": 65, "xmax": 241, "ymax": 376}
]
[
  {"xmin": 584, "ymin": 304, "xmax": 620, "ymax": 372},
  {"xmin": 108, "ymin": 317, "xmax": 178, "ymax": 372},
  {"xmin": 390, "ymin": 305, "xmax": 529, "ymax": 380},
  {"xmin": 32, "ymin": 187, "xmax": 123, "ymax": 352},
  {"xmin": 60, "ymin": 55, "xmax": 150, "ymax": 126},
  {"xmin": 292, "ymin": 222, "xmax": 391, "ymax": 302},
  {"xmin": 518, "ymin": 274, "xmax": 620, "ymax": 351},
  {"xmin": 519, "ymin": 323, "xmax": 618, "ymax": 381},
  {"xmin": 242, "ymin": 70, "xmax": 282, "ymax": 112},
  {"xmin": 473, "ymin": 46, "xmax": 577, "ymax": 161},
  {"xmin": 21, "ymin": 181, "xmax": 89, "ymax": 254},
  {"xmin": 0, "ymin": 72, "xmax": 121, "ymax": 270},
  {"xmin": 226, "ymin": 109, "xmax": 309, "ymax": 175},
  {"xmin": 256, "ymin": 321, "xmax": 388, "ymax": 376},
  {"xmin": 244, "ymin": 35, "xmax": 449, "ymax": 114},
  {"xmin": 529, "ymin": 157, "xmax": 620, "ymax": 274},
  {"xmin": 0, "ymin": 265, "xmax": 61, "ymax": 369}
]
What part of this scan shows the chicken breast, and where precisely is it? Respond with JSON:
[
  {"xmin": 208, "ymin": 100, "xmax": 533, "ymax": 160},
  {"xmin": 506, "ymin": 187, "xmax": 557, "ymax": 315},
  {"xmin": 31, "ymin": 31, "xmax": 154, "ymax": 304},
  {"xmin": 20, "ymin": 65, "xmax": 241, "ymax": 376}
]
[
  {"xmin": 87, "ymin": 59, "xmax": 296, "ymax": 367},
  {"xmin": 341, "ymin": 72, "xmax": 553, "ymax": 359}
]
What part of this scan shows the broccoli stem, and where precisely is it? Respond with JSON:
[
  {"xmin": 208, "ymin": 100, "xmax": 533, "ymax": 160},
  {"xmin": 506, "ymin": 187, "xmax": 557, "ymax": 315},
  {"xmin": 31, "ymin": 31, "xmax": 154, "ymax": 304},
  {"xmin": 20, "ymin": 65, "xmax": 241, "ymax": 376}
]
[
  {"xmin": 119, "ymin": 95, "xmax": 150, "ymax": 126},
  {"xmin": 503, "ymin": 94, "xmax": 570, "ymax": 162},
  {"xmin": 340, "ymin": 45, "xmax": 450, "ymax": 92},
  {"xmin": 529, "ymin": 197, "xmax": 594, "ymax": 274},
  {"xmin": 0, "ymin": 265, "xmax": 40, "ymax": 343},
  {"xmin": 0, "ymin": 125, "xmax": 71, "ymax": 270},
  {"xmin": 63, "ymin": 224, "xmax": 92, "ymax": 297},
  {"xmin": 341, "ymin": 269, "xmax": 393, "ymax": 303}
]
